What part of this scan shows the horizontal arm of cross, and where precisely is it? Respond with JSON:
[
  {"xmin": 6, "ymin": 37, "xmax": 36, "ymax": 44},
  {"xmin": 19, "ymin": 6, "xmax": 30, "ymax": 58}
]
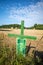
[{"xmin": 8, "ymin": 34, "xmax": 37, "ymax": 40}]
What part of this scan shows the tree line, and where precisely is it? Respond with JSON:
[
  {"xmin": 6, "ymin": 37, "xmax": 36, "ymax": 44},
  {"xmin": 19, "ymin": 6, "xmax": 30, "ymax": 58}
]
[{"xmin": 0, "ymin": 24, "xmax": 43, "ymax": 30}]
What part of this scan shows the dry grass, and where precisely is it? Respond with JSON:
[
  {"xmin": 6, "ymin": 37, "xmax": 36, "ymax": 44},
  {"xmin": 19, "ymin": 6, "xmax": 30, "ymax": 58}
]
[{"xmin": 0, "ymin": 29, "xmax": 43, "ymax": 54}]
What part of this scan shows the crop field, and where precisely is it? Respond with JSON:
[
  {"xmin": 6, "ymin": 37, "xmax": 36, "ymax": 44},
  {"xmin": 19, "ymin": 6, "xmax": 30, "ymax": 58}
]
[
  {"xmin": 0, "ymin": 29, "xmax": 43, "ymax": 52},
  {"xmin": 0, "ymin": 29, "xmax": 43, "ymax": 65}
]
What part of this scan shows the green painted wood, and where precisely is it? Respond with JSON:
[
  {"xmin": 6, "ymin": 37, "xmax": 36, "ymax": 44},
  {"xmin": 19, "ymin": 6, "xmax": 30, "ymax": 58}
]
[
  {"xmin": 16, "ymin": 38, "xmax": 26, "ymax": 56},
  {"xmin": 8, "ymin": 34, "xmax": 37, "ymax": 40},
  {"xmin": 21, "ymin": 20, "xmax": 24, "ymax": 35}
]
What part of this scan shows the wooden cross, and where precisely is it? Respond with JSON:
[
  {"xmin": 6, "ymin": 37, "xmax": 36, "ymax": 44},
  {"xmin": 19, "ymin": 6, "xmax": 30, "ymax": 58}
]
[{"xmin": 8, "ymin": 20, "xmax": 37, "ymax": 56}]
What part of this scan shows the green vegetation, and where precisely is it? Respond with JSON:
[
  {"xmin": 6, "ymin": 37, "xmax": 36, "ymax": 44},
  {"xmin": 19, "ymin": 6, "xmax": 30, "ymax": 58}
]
[
  {"xmin": 28, "ymin": 24, "xmax": 43, "ymax": 30},
  {"xmin": 0, "ymin": 23, "xmax": 43, "ymax": 30},
  {"xmin": 0, "ymin": 24, "xmax": 21, "ymax": 29},
  {"xmin": 0, "ymin": 40, "xmax": 43, "ymax": 65},
  {"xmin": 34, "ymin": 24, "xmax": 43, "ymax": 30}
]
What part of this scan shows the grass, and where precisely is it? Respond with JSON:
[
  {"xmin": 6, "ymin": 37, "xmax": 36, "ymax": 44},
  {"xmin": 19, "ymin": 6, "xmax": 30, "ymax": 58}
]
[
  {"xmin": 0, "ymin": 40, "xmax": 43, "ymax": 65},
  {"xmin": 0, "ymin": 32, "xmax": 43, "ymax": 65}
]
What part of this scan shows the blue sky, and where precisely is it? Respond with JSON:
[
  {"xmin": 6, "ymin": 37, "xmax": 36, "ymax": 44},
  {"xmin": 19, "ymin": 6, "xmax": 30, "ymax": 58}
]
[{"xmin": 0, "ymin": 0, "xmax": 43, "ymax": 27}]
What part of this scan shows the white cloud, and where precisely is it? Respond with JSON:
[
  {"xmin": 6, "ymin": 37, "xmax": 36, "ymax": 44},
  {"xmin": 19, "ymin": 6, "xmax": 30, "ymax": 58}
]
[{"xmin": 9, "ymin": 2, "xmax": 43, "ymax": 27}]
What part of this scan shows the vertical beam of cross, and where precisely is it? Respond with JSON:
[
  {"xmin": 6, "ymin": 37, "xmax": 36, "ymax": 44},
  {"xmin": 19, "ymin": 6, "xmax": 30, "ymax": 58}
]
[{"xmin": 21, "ymin": 20, "xmax": 24, "ymax": 35}]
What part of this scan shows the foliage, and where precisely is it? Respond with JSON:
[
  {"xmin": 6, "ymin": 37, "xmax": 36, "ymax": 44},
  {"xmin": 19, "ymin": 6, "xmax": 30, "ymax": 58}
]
[
  {"xmin": 0, "ymin": 24, "xmax": 21, "ymax": 29},
  {"xmin": 0, "ymin": 23, "xmax": 43, "ymax": 30},
  {"xmin": 34, "ymin": 24, "xmax": 43, "ymax": 30},
  {"xmin": 0, "ymin": 40, "xmax": 43, "ymax": 65},
  {"xmin": 28, "ymin": 24, "xmax": 43, "ymax": 30}
]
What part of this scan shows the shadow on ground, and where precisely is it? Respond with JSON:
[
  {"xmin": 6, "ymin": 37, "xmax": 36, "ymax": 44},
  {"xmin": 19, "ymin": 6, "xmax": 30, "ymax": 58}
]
[{"xmin": 26, "ymin": 43, "xmax": 35, "ymax": 54}]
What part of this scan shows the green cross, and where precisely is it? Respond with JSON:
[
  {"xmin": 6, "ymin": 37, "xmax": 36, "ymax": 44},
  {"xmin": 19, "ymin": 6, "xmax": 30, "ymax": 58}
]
[{"xmin": 8, "ymin": 20, "xmax": 37, "ymax": 56}]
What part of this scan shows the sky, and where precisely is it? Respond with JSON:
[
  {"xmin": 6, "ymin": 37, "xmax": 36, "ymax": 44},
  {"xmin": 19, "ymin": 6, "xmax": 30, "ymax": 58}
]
[{"xmin": 0, "ymin": 0, "xmax": 43, "ymax": 27}]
